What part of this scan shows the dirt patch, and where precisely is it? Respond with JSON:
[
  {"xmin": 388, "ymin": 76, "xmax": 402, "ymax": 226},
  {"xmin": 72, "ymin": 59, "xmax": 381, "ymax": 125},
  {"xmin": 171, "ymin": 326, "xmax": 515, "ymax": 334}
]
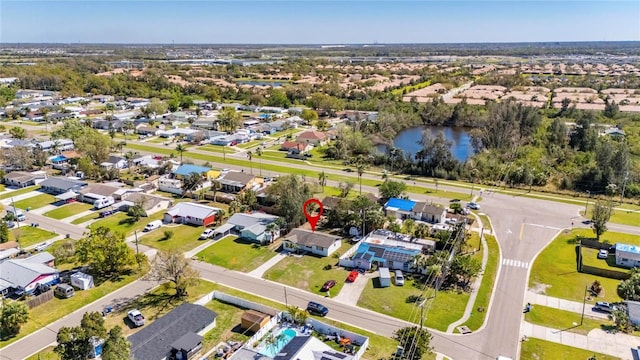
[{"xmin": 530, "ymin": 282, "xmax": 550, "ymax": 295}]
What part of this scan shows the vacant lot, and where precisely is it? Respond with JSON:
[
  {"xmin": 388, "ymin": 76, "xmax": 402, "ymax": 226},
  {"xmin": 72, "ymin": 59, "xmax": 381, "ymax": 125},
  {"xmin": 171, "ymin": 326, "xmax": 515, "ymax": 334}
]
[
  {"xmin": 357, "ymin": 275, "xmax": 469, "ymax": 332},
  {"xmin": 13, "ymin": 193, "xmax": 56, "ymax": 210},
  {"xmin": 10, "ymin": 226, "xmax": 57, "ymax": 247},
  {"xmin": 263, "ymin": 244, "xmax": 351, "ymax": 295},
  {"xmin": 44, "ymin": 203, "xmax": 93, "ymax": 220},
  {"xmin": 521, "ymin": 338, "xmax": 619, "ymax": 360},
  {"xmin": 196, "ymin": 235, "xmax": 277, "ymax": 272},
  {"xmin": 139, "ymin": 224, "xmax": 204, "ymax": 253},
  {"xmin": 529, "ymin": 229, "xmax": 639, "ymax": 303}
]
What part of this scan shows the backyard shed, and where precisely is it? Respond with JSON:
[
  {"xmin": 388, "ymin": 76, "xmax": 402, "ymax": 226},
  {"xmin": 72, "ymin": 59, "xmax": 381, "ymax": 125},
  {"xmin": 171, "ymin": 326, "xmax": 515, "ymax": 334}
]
[
  {"xmin": 241, "ymin": 310, "xmax": 271, "ymax": 332},
  {"xmin": 378, "ymin": 267, "xmax": 391, "ymax": 288},
  {"xmin": 70, "ymin": 272, "xmax": 94, "ymax": 290}
]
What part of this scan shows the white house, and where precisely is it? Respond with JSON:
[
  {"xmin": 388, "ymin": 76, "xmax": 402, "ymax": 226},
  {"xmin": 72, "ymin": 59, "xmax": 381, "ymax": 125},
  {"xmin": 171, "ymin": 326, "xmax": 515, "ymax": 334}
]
[
  {"xmin": 0, "ymin": 253, "xmax": 59, "ymax": 296},
  {"xmin": 282, "ymin": 229, "xmax": 342, "ymax": 257},
  {"xmin": 158, "ymin": 177, "xmax": 183, "ymax": 195},
  {"xmin": 214, "ymin": 212, "xmax": 280, "ymax": 244},
  {"xmin": 615, "ymin": 243, "xmax": 640, "ymax": 268}
]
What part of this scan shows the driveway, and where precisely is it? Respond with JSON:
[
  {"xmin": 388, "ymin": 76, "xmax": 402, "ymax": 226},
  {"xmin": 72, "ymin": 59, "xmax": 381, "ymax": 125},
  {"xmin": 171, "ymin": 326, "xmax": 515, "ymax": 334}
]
[{"xmin": 331, "ymin": 272, "xmax": 372, "ymax": 306}]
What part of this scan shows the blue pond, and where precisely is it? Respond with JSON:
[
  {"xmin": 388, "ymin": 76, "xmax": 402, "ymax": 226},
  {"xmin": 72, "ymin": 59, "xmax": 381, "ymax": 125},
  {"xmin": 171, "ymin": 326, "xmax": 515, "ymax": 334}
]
[
  {"xmin": 376, "ymin": 125, "xmax": 474, "ymax": 162},
  {"xmin": 259, "ymin": 328, "xmax": 297, "ymax": 357}
]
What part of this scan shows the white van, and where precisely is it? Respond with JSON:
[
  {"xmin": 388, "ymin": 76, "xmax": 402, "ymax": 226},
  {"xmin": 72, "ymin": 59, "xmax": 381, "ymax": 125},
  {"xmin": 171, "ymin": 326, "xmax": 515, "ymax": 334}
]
[
  {"xmin": 93, "ymin": 196, "xmax": 115, "ymax": 210},
  {"xmin": 143, "ymin": 220, "xmax": 162, "ymax": 232},
  {"xmin": 394, "ymin": 270, "xmax": 405, "ymax": 286},
  {"xmin": 6, "ymin": 208, "xmax": 26, "ymax": 222}
]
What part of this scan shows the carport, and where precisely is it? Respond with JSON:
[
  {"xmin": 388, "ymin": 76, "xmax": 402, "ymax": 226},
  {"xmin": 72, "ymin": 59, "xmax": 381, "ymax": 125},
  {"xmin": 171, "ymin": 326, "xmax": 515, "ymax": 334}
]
[
  {"xmin": 54, "ymin": 191, "xmax": 78, "ymax": 202},
  {"xmin": 213, "ymin": 223, "xmax": 234, "ymax": 238}
]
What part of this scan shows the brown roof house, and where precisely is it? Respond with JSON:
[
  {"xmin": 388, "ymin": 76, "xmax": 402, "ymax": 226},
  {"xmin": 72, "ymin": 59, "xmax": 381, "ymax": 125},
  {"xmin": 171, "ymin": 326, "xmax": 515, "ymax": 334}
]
[
  {"xmin": 218, "ymin": 171, "xmax": 263, "ymax": 194},
  {"xmin": 78, "ymin": 183, "xmax": 122, "ymax": 204},
  {"xmin": 411, "ymin": 202, "xmax": 446, "ymax": 224},
  {"xmin": 281, "ymin": 141, "xmax": 312, "ymax": 154},
  {"xmin": 282, "ymin": 229, "xmax": 342, "ymax": 257},
  {"xmin": 3, "ymin": 171, "xmax": 37, "ymax": 188},
  {"xmin": 296, "ymin": 131, "xmax": 327, "ymax": 146}
]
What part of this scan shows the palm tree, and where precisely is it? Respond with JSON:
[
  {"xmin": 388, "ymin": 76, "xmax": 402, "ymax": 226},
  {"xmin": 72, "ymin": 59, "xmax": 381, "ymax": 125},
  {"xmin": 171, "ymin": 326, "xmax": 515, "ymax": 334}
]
[
  {"xmin": 175, "ymin": 144, "xmax": 187, "ymax": 164},
  {"xmin": 318, "ymin": 171, "xmax": 327, "ymax": 189},
  {"xmin": 255, "ymin": 148, "xmax": 263, "ymax": 176},
  {"xmin": 469, "ymin": 168, "xmax": 480, "ymax": 196},
  {"xmin": 265, "ymin": 222, "xmax": 279, "ymax": 244},
  {"xmin": 356, "ymin": 162, "xmax": 367, "ymax": 194},
  {"xmin": 124, "ymin": 151, "xmax": 135, "ymax": 174},
  {"xmin": 246, "ymin": 150, "xmax": 253, "ymax": 175},
  {"xmin": 211, "ymin": 180, "xmax": 222, "ymax": 202}
]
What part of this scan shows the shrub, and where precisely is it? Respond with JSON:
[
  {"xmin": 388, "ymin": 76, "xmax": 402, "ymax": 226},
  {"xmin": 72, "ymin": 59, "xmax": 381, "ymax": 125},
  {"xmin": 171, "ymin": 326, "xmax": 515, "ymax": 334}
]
[
  {"xmin": 163, "ymin": 230, "xmax": 174, "ymax": 240},
  {"xmin": 323, "ymin": 264, "xmax": 332, "ymax": 270}
]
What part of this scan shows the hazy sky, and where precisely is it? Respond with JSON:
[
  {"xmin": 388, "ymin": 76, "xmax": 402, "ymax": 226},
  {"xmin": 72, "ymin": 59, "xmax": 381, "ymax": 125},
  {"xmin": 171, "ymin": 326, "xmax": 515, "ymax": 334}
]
[{"xmin": 1, "ymin": 1, "xmax": 639, "ymax": 44}]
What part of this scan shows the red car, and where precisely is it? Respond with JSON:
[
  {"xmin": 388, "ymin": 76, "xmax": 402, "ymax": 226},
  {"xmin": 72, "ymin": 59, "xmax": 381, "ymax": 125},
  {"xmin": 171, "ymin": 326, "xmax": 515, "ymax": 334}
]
[
  {"xmin": 321, "ymin": 280, "xmax": 336, "ymax": 292},
  {"xmin": 346, "ymin": 270, "xmax": 359, "ymax": 283}
]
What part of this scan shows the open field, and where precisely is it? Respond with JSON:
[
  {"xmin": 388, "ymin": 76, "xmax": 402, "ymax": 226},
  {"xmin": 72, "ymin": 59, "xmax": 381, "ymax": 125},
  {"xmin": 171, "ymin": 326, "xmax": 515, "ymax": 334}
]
[
  {"xmin": 262, "ymin": 244, "xmax": 351, "ymax": 295},
  {"xmin": 10, "ymin": 226, "xmax": 57, "ymax": 247},
  {"xmin": 195, "ymin": 235, "xmax": 278, "ymax": 272},
  {"xmin": 521, "ymin": 338, "xmax": 620, "ymax": 360},
  {"xmin": 43, "ymin": 203, "xmax": 93, "ymax": 220},
  {"xmin": 529, "ymin": 229, "xmax": 640, "ymax": 303}
]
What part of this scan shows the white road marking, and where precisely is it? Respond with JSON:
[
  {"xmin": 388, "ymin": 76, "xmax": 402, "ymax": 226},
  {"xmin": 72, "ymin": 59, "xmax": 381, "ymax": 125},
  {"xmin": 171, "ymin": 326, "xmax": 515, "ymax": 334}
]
[
  {"xmin": 506, "ymin": 228, "xmax": 512, "ymax": 234},
  {"xmin": 502, "ymin": 258, "xmax": 529, "ymax": 269},
  {"xmin": 523, "ymin": 223, "xmax": 563, "ymax": 231}
]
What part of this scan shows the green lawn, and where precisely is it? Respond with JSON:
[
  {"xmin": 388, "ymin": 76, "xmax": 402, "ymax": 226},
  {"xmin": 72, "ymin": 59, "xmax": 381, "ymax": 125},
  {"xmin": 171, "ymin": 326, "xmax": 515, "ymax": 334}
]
[
  {"xmin": 581, "ymin": 206, "xmax": 640, "ymax": 227},
  {"xmin": 26, "ymin": 346, "xmax": 59, "ymax": 360},
  {"xmin": 89, "ymin": 212, "xmax": 165, "ymax": 237},
  {"xmin": 43, "ymin": 203, "xmax": 93, "ymax": 220},
  {"xmin": 200, "ymin": 144, "xmax": 235, "ymax": 154},
  {"xmin": 525, "ymin": 304, "xmax": 612, "ymax": 335},
  {"xmin": 195, "ymin": 235, "xmax": 278, "ymax": 272},
  {"xmin": 103, "ymin": 280, "xmax": 217, "ymax": 337},
  {"xmin": 139, "ymin": 224, "xmax": 204, "ymax": 253},
  {"xmin": 460, "ymin": 234, "xmax": 499, "ymax": 331},
  {"xmin": 0, "ymin": 264, "xmax": 147, "ymax": 347},
  {"xmin": 10, "ymin": 226, "xmax": 57, "ymax": 247},
  {"xmin": 0, "ymin": 184, "xmax": 5, "ymax": 192},
  {"xmin": 529, "ymin": 229, "xmax": 640, "ymax": 303},
  {"xmin": 13, "ymin": 193, "xmax": 56, "ymax": 210},
  {"xmin": 263, "ymin": 244, "xmax": 350, "ymax": 295},
  {"xmin": 70, "ymin": 212, "xmax": 100, "ymax": 225},
  {"xmin": 521, "ymin": 338, "xmax": 620, "ymax": 360},
  {"xmin": 357, "ymin": 276, "xmax": 469, "ymax": 332}
]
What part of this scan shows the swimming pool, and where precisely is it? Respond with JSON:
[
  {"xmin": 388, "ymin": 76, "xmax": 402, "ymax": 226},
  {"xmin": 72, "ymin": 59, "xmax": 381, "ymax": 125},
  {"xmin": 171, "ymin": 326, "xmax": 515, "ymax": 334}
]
[{"xmin": 259, "ymin": 328, "xmax": 297, "ymax": 357}]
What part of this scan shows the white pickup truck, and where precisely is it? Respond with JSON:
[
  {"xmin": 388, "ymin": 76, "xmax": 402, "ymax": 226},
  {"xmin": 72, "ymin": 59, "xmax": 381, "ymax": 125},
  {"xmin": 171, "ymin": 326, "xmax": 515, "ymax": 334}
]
[{"xmin": 127, "ymin": 309, "xmax": 145, "ymax": 327}]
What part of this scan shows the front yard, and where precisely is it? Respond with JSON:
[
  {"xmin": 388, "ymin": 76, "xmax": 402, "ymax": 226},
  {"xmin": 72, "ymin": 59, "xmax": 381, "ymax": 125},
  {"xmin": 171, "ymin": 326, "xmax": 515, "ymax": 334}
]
[
  {"xmin": 89, "ymin": 212, "xmax": 165, "ymax": 237},
  {"xmin": 529, "ymin": 229, "xmax": 640, "ymax": 303},
  {"xmin": 525, "ymin": 305, "xmax": 612, "ymax": 335},
  {"xmin": 10, "ymin": 226, "xmax": 57, "ymax": 247},
  {"xmin": 43, "ymin": 202, "xmax": 93, "ymax": 220},
  {"xmin": 262, "ymin": 243, "xmax": 351, "ymax": 295},
  {"xmin": 139, "ymin": 224, "xmax": 204, "ymax": 253},
  {"xmin": 0, "ymin": 185, "xmax": 39, "ymax": 200},
  {"xmin": 357, "ymin": 275, "xmax": 469, "ymax": 332},
  {"xmin": 13, "ymin": 193, "xmax": 56, "ymax": 210},
  {"xmin": 521, "ymin": 338, "xmax": 619, "ymax": 360},
  {"xmin": 195, "ymin": 235, "xmax": 278, "ymax": 272}
]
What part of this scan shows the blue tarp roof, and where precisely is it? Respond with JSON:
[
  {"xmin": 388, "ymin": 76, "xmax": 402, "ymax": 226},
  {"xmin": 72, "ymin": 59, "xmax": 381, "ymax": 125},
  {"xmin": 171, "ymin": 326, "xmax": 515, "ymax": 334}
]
[
  {"xmin": 384, "ymin": 197, "xmax": 416, "ymax": 212},
  {"xmin": 173, "ymin": 164, "xmax": 211, "ymax": 176},
  {"xmin": 616, "ymin": 243, "xmax": 640, "ymax": 255}
]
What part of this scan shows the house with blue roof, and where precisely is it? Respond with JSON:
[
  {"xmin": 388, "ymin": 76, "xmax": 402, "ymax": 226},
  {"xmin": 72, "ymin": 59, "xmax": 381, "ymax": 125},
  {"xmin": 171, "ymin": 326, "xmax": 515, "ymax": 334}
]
[
  {"xmin": 173, "ymin": 164, "xmax": 219, "ymax": 180},
  {"xmin": 384, "ymin": 198, "xmax": 416, "ymax": 220},
  {"xmin": 615, "ymin": 243, "xmax": 640, "ymax": 268},
  {"xmin": 351, "ymin": 242, "xmax": 420, "ymax": 272},
  {"xmin": 384, "ymin": 198, "xmax": 446, "ymax": 224}
]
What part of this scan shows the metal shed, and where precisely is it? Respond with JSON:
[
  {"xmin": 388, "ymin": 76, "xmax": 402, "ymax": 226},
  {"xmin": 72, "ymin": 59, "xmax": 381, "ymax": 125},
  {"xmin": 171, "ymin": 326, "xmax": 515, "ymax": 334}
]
[{"xmin": 378, "ymin": 267, "xmax": 391, "ymax": 288}]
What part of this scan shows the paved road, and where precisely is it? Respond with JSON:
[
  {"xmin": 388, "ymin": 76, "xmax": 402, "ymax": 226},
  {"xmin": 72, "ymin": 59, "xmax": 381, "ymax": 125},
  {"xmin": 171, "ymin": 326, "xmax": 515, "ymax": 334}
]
[{"xmin": 22, "ymin": 211, "xmax": 87, "ymax": 240}]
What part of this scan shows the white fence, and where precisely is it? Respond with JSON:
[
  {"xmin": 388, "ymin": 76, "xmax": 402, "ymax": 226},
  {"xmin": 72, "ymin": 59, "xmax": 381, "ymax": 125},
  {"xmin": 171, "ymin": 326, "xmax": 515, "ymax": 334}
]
[{"xmin": 338, "ymin": 240, "xmax": 363, "ymax": 268}]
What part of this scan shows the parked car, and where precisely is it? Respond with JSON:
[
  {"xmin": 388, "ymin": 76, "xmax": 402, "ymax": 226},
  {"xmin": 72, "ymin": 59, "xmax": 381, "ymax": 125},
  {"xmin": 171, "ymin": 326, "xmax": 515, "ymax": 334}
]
[
  {"xmin": 34, "ymin": 241, "xmax": 53, "ymax": 252},
  {"xmin": 200, "ymin": 229, "xmax": 215, "ymax": 239},
  {"xmin": 467, "ymin": 202, "xmax": 480, "ymax": 210},
  {"xmin": 346, "ymin": 270, "xmax": 359, "ymax": 282},
  {"xmin": 99, "ymin": 209, "xmax": 115, "ymax": 218},
  {"xmin": 432, "ymin": 224, "xmax": 451, "ymax": 232},
  {"xmin": 320, "ymin": 280, "xmax": 336, "ymax": 292},
  {"xmin": 306, "ymin": 301, "xmax": 329, "ymax": 317},
  {"xmin": 445, "ymin": 218, "xmax": 458, "ymax": 225},
  {"xmin": 598, "ymin": 249, "xmax": 609, "ymax": 259},
  {"xmin": 594, "ymin": 301, "xmax": 616, "ymax": 313},
  {"xmin": 127, "ymin": 309, "xmax": 146, "ymax": 327}
]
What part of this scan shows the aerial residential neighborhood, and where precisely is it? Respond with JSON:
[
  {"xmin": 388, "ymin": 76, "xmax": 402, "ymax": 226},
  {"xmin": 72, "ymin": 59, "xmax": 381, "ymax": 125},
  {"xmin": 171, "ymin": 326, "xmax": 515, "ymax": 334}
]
[{"xmin": 0, "ymin": 3, "xmax": 639, "ymax": 360}]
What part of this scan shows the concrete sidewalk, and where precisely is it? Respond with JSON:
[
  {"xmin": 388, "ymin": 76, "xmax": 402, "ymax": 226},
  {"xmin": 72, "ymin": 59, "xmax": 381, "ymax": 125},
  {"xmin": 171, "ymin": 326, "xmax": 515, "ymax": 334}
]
[
  {"xmin": 521, "ymin": 321, "xmax": 638, "ymax": 359},
  {"xmin": 332, "ymin": 272, "xmax": 372, "ymax": 306},
  {"xmin": 246, "ymin": 251, "xmax": 289, "ymax": 278},
  {"xmin": 525, "ymin": 291, "xmax": 609, "ymax": 320},
  {"xmin": 0, "ymin": 190, "xmax": 41, "ymax": 206},
  {"xmin": 61, "ymin": 209, "xmax": 95, "ymax": 223},
  {"xmin": 29, "ymin": 204, "xmax": 56, "ymax": 215}
]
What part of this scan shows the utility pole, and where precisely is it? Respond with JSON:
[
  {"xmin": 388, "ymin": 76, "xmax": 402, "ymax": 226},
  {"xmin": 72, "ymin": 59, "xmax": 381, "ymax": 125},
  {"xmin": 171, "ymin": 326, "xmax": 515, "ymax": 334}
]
[
  {"xmin": 620, "ymin": 171, "xmax": 629, "ymax": 202},
  {"xmin": 584, "ymin": 190, "xmax": 590, "ymax": 215},
  {"xmin": 581, "ymin": 283, "xmax": 587, "ymax": 325},
  {"xmin": 283, "ymin": 287, "xmax": 288, "ymax": 306}
]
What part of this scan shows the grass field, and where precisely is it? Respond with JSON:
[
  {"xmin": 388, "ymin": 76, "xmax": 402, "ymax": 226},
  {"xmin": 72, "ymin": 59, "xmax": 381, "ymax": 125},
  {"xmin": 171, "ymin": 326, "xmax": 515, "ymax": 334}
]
[
  {"xmin": 521, "ymin": 338, "xmax": 619, "ymax": 360},
  {"xmin": 70, "ymin": 212, "xmax": 100, "ymax": 225},
  {"xmin": 262, "ymin": 244, "xmax": 351, "ymax": 295},
  {"xmin": 139, "ymin": 224, "xmax": 204, "ymax": 253},
  {"xmin": 529, "ymin": 229, "xmax": 640, "ymax": 303},
  {"xmin": 524, "ymin": 304, "xmax": 612, "ymax": 335},
  {"xmin": 43, "ymin": 203, "xmax": 93, "ymax": 220},
  {"xmin": 581, "ymin": 206, "xmax": 640, "ymax": 227},
  {"xmin": 357, "ymin": 276, "xmax": 469, "ymax": 331},
  {"xmin": 13, "ymin": 193, "xmax": 56, "ymax": 210},
  {"xmin": 0, "ymin": 264, "xmax": 147, "ymax": 347},
  {"xmin": 10, "ymin": 226, "xmax": 57, "ymax": 247},
  {"xmin": 89, "ymin": 212, "xmax": 165, "ymax": 237},
  {"xmin": 460, "ymin": 234, "xmax": 499, "ymax": 331},
  {"xmin": 196, "ymin": 235, "xmax": 278, "ymax": 272}
]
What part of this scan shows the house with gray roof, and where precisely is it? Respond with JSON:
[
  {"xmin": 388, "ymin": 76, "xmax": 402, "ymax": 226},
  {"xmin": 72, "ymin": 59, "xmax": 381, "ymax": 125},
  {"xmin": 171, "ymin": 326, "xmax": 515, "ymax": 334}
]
[
  {"xmin": 218, "ymin": 171, "xmax": 261, "ymax": 193},
  {"xmin": 3, "ymin": 171, "xmax": 37, "ymax": 188},
  {"xmin": 163, "ymin": 202, "xmax": 220, "ymax": 227},
  {"xmin": 129, "ymin": 303, "xmax": 217, "ymax": 360},
  {"xmin": 282, "ymin": 229, "xmax": 342, "ymax": 257},
  {"xmin": 40, "ymin": 177, "xmax": 88, "ymax": 195},
  {"xmin": 0, "ymin": 252, "xmax": 59, "ymax": 296},
  {"xmin": 411, "ymin": 202, "xmax": 446, "ymax": 223},
  {"xmin": 215, "ymin": 212, "xmax": 280, "ymax": 244}
]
